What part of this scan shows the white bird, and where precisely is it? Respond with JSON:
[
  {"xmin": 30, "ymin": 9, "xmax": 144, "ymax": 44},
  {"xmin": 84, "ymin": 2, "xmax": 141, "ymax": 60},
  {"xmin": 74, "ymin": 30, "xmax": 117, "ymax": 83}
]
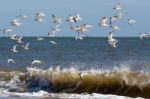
[
  {"xmin": 128, "ymin": 19, "xmax": 136, "ymax": 25},
  {"xmin": 36, "ymin": 12, "xmax": 46, "ymax": 17},
  {"xmin": 77, "ymin": 24, "xmax": 92, "ymax": 34},
  {"xmin": 74, "ymin": 14, "xmax": 82, "ymax": 22},
  {"xmin": 108, "ymin": 38, "xmax": 118, "ymax": 48},
  {"xmin": 48, "ymin": 26, "xmax": 60, "ymax": 37},
  {"xmin": 69, "ymin": 24, "xmax": 83, "ymax": 39},
  {"xmin": 83, "ymin": 24, "xmax": 93, "ymax": 28},
  {"xmin": 37, "ymin": 37, "xmax": 45, "ymax": 41},
  {"xmin": 79, "ymin": 72, "xmax": 88, "ymax": 80},
  {"xmin": 113, "ymin": 2, "xmax": 122, "ymax": 10},
  {"xmin": 108, "ymin": 32, "xmax": 114, "ymax": 40},
  {"xmin": 9, "ymin": 34, "xmax": 17, "ymax": 40},
  {"xmin": 11, "ymin": 45, "xmax": 18, "ymax": 52},
  {"xmin": 16, "ymin": 15, "xmax": 28, "ymax": 19},
  {"xmin": 34, "ymin": 16, "xmax": 44, "ymax": 22},
  {"xmin": 0, "ymin": 28, "xmax": 12, "ymax": 34},
  {"xmin": 140, "ymin": 33, "xmax": 147, "ymax": 40},
  {"xmin": 112, "ymin": 39, "xmax": 118, "ymax": 48},
  {"xmin": 108, "ymin": 32, "xmax": 118, "ymax": 48},
  {"xmin": 7, "ymin": 58, "xmax": 15, "ymax": 64},
  {"xmin": 34, "ymin": 12, "xmax": 45, "ymax": 22},
  {"xmin": 110, "ymin": 13, "xmax": 124, "ymax": 25},
  {"xmin": 75, "ymin": 35, "xmax": 83, "ymax": 40},
  {"xmin": 66, "ymin": 15, "xmax": 76, "ymax": 22},
  {"xmin": 75, "ymin": 26, "xmax": 82, "ymax": 33},
  {"xmin": 52, "ymin": 26, "xmax": 60, "ymax": 32},
  {"xmin": 10, "ymin": 19, "xmax": 21, "ymax": 26},
  {"xmin": 50, "ymin": 25, "xmax": 61, "ymax": 33},
  {"xmin": 48, "ymin": 30, "xmax": 56, "ymax": 37},
  {"xmin": 110, "ymin": 25, "xmax": 119, "ymax": 31},
  {"xmin": 49, "ymin": 41, "xmax": 57, "ymax": 44},
  {"xmin": 69, "ymin": 24, "xmax": 91, "ymax": 39},
  {"xmin": 22, "ymin": 42, "xmax": 30, "ymax": 50},
  {"xmin": 52, "ymin": 14, "xmax": 62, "ymax": 25},
  {"xmin": 99, "ymin": 17, "xmax": 109, "ymax": 27},
  {"xmin": 17, "ymin": 36, "xmax": 23, "ymax": 43},
  {"xmin": 31, "ymin": 60, "xmax": 42, "ymax": 65}
]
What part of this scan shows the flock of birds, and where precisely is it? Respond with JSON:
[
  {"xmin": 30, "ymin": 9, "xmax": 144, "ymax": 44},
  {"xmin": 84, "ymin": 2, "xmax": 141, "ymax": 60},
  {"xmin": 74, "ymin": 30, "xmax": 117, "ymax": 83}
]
[{"xmin": 0, "ymin": 2, "xmax": 150, "ymax": 66}]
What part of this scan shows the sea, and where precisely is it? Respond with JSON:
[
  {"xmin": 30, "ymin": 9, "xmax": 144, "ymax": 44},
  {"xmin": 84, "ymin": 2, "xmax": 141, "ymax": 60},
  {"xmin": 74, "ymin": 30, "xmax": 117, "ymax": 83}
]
[{"xmin": 0, "ymin": 37, "xmax": 149, "ymax": 99}]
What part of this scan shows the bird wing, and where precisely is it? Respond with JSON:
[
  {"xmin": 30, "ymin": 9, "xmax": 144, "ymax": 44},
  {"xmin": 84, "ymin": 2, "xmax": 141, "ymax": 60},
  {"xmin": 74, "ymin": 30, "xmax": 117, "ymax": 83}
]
[
  {"xmin": 26, "ymin": 42, "xmax": 30, "ymax": 47},
  {"xmin": 13, "ymin": 45, "xmax": 17, "ymax": 50}
]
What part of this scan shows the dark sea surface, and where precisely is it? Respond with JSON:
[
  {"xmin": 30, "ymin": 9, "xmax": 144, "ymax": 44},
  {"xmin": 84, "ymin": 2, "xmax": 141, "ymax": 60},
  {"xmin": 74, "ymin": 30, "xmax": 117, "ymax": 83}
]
[
  {"xmin": 0, "ymin": 37, "xmax": 150, "ymax": 99},
  {"xmin": 0, "ymin": 37, "xmax": 150, "ymax": 71}
]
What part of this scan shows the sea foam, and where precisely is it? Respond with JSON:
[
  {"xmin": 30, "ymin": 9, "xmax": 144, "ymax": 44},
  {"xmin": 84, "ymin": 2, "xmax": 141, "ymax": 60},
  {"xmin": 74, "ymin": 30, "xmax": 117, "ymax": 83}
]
[{"xmin": 0, "ymin": 66, "xmax": 149, "ymax": 98}]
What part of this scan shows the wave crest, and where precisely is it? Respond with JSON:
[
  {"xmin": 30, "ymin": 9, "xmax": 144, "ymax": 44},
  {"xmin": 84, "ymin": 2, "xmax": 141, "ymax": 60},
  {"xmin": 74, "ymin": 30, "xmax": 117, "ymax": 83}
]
[{"xmin": 0, "ymin": 66, "xmax": 150, "ymax": 98}]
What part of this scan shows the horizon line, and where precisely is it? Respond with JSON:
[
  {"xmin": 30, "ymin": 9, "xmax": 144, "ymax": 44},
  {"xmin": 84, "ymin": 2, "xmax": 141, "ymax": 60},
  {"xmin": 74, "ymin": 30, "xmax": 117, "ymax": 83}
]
[{"xmin": 0, "ymin": 36, "xmax": 140, "ymax": 38}]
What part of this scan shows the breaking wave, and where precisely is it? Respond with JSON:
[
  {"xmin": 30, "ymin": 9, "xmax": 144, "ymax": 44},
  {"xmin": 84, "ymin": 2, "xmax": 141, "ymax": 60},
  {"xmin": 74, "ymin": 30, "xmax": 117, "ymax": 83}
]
[{"xmin": 0, "ymin": 66, "xmax": 149, "ymax": 98}]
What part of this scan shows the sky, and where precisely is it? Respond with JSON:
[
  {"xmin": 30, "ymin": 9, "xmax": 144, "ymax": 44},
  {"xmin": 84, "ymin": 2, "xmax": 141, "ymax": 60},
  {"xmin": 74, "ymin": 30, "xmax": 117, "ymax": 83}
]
[{"xmin": 0, "ymin": 0, "xmax": 149, "ymax": 37}]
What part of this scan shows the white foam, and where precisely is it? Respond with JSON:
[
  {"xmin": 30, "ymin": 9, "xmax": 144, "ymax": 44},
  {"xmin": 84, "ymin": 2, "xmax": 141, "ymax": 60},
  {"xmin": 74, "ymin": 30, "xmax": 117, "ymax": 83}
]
[
  {"xmin": 63, "ymin": 93, "xmax": 144, "ymax": 99},
  {"xmin": 0, "ymin": 88, "xmax": 145, "ymax": 99},
  {"xmin": 0, "ymin": 90, "xmax": 51, "ymax": 98}
]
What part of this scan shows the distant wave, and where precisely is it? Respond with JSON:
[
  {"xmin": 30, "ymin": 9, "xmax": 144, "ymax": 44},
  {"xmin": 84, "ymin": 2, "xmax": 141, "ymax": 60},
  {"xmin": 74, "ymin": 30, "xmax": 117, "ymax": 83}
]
[{"xmin": 0, "ymin": 66, "xmax": 149, "ymax": 98}]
